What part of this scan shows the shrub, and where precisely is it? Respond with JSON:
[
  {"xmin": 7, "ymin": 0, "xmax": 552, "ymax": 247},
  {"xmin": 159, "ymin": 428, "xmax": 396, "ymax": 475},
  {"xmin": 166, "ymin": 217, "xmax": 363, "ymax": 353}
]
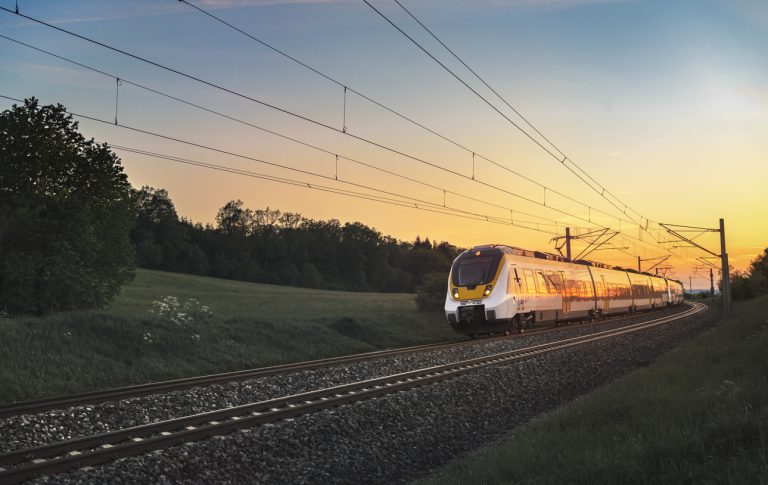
[{"xmin": 415, "ymin": 272, "xmax": 449, "ymax": 311}]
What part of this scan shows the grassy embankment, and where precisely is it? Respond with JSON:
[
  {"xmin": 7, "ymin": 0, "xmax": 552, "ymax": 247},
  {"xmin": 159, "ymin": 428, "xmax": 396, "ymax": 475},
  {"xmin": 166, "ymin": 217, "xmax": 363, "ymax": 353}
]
[
  {"xmin": 421, "ymin": 295, "xmax": 768, "ymax": 484},
  {"xmin": 0, "ymin": 269, "xmax": 457, "ymax": 404}
]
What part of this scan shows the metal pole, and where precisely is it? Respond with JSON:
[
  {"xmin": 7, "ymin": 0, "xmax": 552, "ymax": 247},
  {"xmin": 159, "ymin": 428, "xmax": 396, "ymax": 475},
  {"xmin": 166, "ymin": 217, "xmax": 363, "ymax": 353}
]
[
  {"xmin": 565, "ymin": 227, "xmax": 571, "ymax": 260},
  {"xmin": 638, "ymin": 256, "xmax": 641, "ymax": 272},
  {"xmin": 710, "ymin": 267, "xmax": 715, "ymax": 307},
  {"xmin": 720, "ymin": 218, "xmax": 731, "ymax": 317}
]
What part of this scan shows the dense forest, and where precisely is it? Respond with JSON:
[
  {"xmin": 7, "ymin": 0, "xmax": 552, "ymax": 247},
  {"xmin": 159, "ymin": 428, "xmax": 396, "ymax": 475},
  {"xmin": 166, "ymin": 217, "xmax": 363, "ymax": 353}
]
[{"xmin": 131, "ymin": 187, "xmax": 462, "ymax": 293}]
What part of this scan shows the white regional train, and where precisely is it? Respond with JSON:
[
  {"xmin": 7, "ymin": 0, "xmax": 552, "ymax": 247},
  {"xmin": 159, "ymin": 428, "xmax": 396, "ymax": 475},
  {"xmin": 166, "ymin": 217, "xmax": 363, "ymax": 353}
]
[{"xmin": 444, "ymin": 245, "xmax": 685, "ymax": 336}]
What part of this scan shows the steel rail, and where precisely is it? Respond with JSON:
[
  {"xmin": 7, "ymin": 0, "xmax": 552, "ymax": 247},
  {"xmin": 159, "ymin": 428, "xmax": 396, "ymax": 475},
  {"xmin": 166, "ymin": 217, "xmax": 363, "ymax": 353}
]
[
  {"xmin": 0, "ymin": 303, "xmax": 706, "ymax": 483},
  {"xmin": 0, "ymin": 305, "xmax": 689, "ymax": 419}
]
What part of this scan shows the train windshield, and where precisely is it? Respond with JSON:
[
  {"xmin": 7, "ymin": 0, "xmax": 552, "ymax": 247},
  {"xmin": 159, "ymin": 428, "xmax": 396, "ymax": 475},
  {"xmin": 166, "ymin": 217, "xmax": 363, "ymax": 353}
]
[{"xmin": 451, "ymin": 251, "xmax": 502, "ymax": 287}]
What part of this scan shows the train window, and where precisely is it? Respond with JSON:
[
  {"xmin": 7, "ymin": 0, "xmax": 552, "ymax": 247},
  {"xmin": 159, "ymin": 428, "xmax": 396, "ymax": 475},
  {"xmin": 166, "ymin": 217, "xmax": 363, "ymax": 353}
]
[
  {"xmin": 536, "ymin": 272, "xmax": 548, "ymax": 295},
  {"xmin": 572, "ymin": 280, "xmax": 580, "ymax": 298},
  {"xmin": 452, "ymin": 254, "xmax": 500, "ymax": 287},
  {"xmin": 584, "ymin": 279, "xmax": 594, "ymax": 298},
  {"xmin": 546, "ymin": 271, "xmax": 559, "ymax": 293},
  {"xmin": 596, "ymin": 282, "xmax": 603, "ymax": 297},
  {"xmin": 563, "ymin": 278, "xmax": 572, "ymax": 297},
  {"xmin": 523, "ymin": 269, "xmax": 537, "ymax": 295}
]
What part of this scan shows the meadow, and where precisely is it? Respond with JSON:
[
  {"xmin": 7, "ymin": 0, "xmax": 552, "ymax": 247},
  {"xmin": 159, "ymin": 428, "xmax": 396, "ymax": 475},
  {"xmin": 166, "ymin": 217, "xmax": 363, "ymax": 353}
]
[
  {"xmin": 421, "ymin": 295, "xmax": 768, "ymax": 484},
  {"xmin": 0, "ymin": 269, "xmax": 458, "ymax": 403}
]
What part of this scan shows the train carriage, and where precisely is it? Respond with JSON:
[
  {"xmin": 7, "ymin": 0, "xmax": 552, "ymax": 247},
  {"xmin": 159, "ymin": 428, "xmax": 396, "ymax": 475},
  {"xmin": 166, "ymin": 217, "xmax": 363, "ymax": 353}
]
[
  {"xmin": 445, "ymin": 244, "xmax": 685, "ymax": 337},
  {"xmin": 589, "ymin": 266, "xmax": 633, "ymax": 316}
]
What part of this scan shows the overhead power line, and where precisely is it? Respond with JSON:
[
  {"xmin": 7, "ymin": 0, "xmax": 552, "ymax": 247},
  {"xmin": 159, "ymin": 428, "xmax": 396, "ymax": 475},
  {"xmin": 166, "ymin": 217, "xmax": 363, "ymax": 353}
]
[
  {"xmin": 0, "ymin": 34, "xmax": 600, "ymax": 231},
  {"xmin": 0, "ymin": 93, "xmax": 567, "ymax": 235},
  {"xmin": 113, "ymin": 145, "xmax": 555, "ymax": 231},
  {"xmin": 171, "ymin": 0, "xmax": 673, "ymax": 259},
  {"xmin": 364, "ymin": 0, "xmax": 663, "ymax": 241},
  {"xmin": 0, "ymin": 7, "xmax": 671, "ymax": 262},
  {"xmin": 174, "ymin": 0, "xmax": 643, "ymax": 230},
  {"xmin": 0, "ymin": 24, "xmax": 620, "ymax": 235}
]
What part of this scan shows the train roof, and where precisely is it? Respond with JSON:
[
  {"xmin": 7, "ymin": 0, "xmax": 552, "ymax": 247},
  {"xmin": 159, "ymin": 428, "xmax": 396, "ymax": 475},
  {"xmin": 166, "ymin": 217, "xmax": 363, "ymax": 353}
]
[{"xmin": 469, "ymin": 244, "xmax": 674, "ymax": 280}]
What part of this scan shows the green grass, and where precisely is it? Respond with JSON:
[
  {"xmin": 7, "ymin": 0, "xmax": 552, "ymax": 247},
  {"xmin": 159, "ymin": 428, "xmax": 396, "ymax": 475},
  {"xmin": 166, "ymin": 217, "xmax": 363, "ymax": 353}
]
[
  {"xmin": 420, "ymin": 296, "xmax": 768, "ymax": 485},
  {"xmin": 0, "ymin": 269, "xmax": 459, "ymax": 404}
]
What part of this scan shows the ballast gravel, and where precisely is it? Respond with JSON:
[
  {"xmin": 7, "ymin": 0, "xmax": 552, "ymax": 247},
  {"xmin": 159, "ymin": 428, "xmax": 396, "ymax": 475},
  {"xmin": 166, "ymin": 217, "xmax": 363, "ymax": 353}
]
[
  {"xmin": 0, "ymin": 306, "xmax": 686, "ymax": 454},
  {"xmin": 26, "ymin": 306, "xmax": 717, "ymax": 484}
]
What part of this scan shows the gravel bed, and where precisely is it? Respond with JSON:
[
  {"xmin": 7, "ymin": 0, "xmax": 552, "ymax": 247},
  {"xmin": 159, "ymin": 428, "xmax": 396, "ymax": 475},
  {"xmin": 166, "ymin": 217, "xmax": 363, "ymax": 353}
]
[
  {"xmin": 0, "ymin": 305, "xmax": 689, "ymax": 454},
  {"xmin": 30, "ymin": 305, "xmax": 718, "ymax": 484}
]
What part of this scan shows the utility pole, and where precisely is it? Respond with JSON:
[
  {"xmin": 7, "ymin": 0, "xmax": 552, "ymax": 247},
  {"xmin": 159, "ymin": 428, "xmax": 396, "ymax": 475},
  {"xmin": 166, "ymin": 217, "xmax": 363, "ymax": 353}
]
[
  {"xmin": 659, "ymin": 219, "xmax": 732, "ymax": 318},
  {"xmin": 637, "ymin": 256, "xmax": 641, "ymax": 272},
  {"xmin": 720, "ymin": 218, "xmax": 731, "ymax": 317},
  {"xmin": 710, "ymin": 267, "xmax": 715, "ymax": 306},
  {"xmin": 565, "ymin": 227, "xmax": 572, "ymax": 260}
]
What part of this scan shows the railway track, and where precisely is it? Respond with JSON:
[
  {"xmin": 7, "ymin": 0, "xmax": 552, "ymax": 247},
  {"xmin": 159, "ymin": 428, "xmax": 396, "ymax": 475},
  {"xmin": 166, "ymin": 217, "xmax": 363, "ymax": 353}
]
[
  {"xmin": 0, "ymin": 302, "xmax": 706, "ymax": 483},
  {"xmin": 0, "ymin": 303, "xmax": 691, "ymax": 420}
]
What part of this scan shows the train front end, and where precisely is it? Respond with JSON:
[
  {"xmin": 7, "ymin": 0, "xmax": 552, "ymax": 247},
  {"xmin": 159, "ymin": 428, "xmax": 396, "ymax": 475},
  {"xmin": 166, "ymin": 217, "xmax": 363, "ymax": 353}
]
[{"xmin": 444, "ymin": 246, "xmax": 514, "ymax": 336}]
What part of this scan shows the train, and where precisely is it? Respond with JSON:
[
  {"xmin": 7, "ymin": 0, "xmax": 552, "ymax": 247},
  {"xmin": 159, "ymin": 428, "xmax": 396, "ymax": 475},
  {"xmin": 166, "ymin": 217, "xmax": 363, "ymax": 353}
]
[{"xmin": 444, "ymin": 244, "xmax": 685, "ymax": 336}]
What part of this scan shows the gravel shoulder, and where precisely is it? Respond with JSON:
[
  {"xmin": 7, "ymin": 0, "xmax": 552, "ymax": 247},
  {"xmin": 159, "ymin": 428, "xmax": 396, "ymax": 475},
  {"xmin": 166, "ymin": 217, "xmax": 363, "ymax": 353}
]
[{"xmin": 25, "ymin": 305, "xmax": 717, "ymax": 484}]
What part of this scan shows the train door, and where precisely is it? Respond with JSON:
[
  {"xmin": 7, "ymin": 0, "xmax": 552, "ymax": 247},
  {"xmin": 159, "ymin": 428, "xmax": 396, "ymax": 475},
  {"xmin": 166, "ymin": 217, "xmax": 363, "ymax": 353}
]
[
  {"xmin": 523, "ymin": 269, "xmax": 538, "ymax": 309},
  {"xmin": 508, "ymin": 266, "xmax": 526, "ymax": 312},
  {"xmin": 559, "ymin": 271, "xmax": 570, "ymax": 314},
  {"xmin": 600, "ymin": 275, "xmax": 609, "ymax": 309}
]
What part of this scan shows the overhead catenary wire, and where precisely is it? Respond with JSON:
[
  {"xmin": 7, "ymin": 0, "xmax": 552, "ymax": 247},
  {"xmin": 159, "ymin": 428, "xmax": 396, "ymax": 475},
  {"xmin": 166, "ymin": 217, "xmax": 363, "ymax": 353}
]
[
  {"xmin": 397, "ymin": 0, "xmax": 678, "ymax": 250},
  {"xmin": 110, "ymin": 145, "xmax": 561, "ymax": 232},
  {"xmin": 0, "ymin": 8, "xmax": 673, "ymax": 263},
  {"xmin": 0, "ymin": 93, "xmax": 565, "ymax": 235},
  {"xmin": 364, "ymin": 0, "xmax": 666, "ymax": 244},
  {"xmin": 143, "ymin": 3, "xmax": 675, "ymax": 260},
  {"xmin": 0, "ymin": 31, "xmax": 615, "ymax": 235},
  {"xmin": 174, "ymin": 0, "xmax": 645, "ymax": 231},
  {"xmin": 0, "ymin": 34, "xmax": 582, "ymax": 229}
]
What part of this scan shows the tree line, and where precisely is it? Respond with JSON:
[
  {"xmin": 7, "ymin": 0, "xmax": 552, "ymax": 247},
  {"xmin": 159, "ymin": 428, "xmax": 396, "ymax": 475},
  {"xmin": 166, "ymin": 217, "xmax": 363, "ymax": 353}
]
[{"xmin": 132, "ymin": 187, "xmax": 460, "ymax": 293}]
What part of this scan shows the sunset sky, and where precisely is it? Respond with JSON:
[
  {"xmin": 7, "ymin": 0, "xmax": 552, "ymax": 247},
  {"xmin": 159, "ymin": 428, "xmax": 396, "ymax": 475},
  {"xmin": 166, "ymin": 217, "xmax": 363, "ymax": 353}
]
[{"xmin": 1, "ymin": 0, "xmax": 766, "ymax": 289}]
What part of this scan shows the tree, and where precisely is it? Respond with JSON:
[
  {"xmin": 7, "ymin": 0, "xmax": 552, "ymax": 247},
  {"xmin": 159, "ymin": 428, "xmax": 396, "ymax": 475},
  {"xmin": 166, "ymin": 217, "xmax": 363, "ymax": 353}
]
[
  {"xmin": 729, "ymin": 271, "xmax": 753, "ymax": 301},
  {"xmin": 216, "ymin": 200, "xmax": 254, "ymax": 236},
  {"xmin": 748, "ymin": 248, "xmax": 768, "ymax": 295},
  {"xmin": 0, "ymin": 98, "xmax": 135, "ymax": 314}
]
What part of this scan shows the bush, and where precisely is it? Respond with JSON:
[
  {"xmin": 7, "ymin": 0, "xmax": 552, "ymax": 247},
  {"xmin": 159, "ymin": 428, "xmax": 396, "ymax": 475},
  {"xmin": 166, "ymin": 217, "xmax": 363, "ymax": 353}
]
[
  {"xmin": 415, "ymin": 272, "xmax": 449, "ymax": 311},
  {"xmin": 0, "ymin": 99, "xmax": 135, "ymax": 315}
]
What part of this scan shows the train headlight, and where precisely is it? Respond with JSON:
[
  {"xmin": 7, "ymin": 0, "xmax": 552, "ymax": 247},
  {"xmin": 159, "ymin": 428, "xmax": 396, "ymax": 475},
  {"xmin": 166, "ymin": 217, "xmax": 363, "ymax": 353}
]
[
  {"xmin": 452, "ymin": 288, "xmax": 460, "ymax": 299},
  {"xmin": 483, "ymin": 284, "xmax": 492, "ymax": 296}
]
